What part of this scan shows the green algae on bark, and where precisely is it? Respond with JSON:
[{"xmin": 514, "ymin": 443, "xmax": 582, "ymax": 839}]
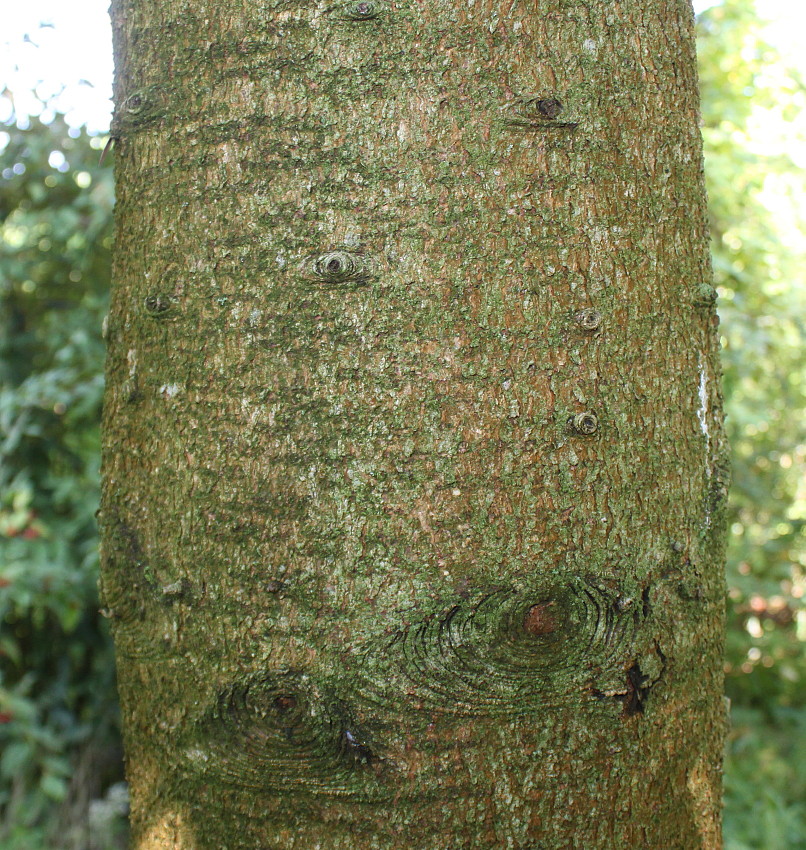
[{"xmin": 101, "ymin": 0, "xmax": 727, "ymax": 846}]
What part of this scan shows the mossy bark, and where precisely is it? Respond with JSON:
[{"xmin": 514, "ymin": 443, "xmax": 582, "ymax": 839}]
[{"xmin": 101, "ymin": 0, "xmax": 727, "ymax": 846}]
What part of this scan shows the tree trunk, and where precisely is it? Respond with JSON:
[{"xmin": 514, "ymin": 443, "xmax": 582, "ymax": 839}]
[{"xmin": 101, "ymin": 0, "xmax": 727, "ymax": 846}]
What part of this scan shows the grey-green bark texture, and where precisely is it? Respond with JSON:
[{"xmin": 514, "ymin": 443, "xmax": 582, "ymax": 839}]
[{"xmin": 100, "ymin": 0, "xmax": 728, "ymax": 846}]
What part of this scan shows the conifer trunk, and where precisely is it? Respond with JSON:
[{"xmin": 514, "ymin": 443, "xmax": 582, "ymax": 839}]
[{"xmin": 101, "ymin": 0, "xmax": 727, "ymax": 846}]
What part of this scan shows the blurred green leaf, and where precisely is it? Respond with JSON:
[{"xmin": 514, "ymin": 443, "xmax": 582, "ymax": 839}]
[{"xmin": 1, "ymin": 742, "xmax": 34, "ymax": 779}]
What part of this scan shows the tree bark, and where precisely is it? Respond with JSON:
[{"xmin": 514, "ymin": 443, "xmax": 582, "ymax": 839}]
[{"xmin": 101, "ymin": 0, "xmax": 727, "ymax": 846}]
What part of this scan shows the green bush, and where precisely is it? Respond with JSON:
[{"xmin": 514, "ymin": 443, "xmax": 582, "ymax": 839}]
[{"xmin": 0, "ymin": 114, "xmax": 123, "ymax": 848}]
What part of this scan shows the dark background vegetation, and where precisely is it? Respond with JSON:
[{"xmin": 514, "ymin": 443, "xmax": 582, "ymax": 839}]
[{"xmin": 1, "ymin": 1, "xmax": 804, "ymax": 847}]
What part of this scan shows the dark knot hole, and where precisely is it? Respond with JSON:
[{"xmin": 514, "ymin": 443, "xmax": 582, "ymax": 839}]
[{"xmin": 273, "ymin": 695, "xmax": 297, "ymax": 714}]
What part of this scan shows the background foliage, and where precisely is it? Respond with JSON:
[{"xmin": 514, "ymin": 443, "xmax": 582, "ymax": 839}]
[
  {"xmin": 0, "ymin": 0, "xmax": 804, "ymax": 847},
  {"xmin": 0, "ymin": 116, "xmax": 121, "ymax": 848},
  {"xmin": 698, "ymin": 1, "xmax": 806, "ymax": 846}
]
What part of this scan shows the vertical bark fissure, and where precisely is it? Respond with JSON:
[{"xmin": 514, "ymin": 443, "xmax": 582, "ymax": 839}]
[{"xmin": 102, "ymin": 0, "xmax": 726, "ymax": 846}]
